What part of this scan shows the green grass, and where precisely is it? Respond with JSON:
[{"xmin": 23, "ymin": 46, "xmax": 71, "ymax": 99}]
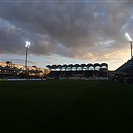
[{"xmin": 0, "ymin": 80, "xmax": 133, "ymax": 133}]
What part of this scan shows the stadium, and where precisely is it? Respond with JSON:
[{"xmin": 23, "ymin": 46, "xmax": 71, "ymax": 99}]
[
  {"xmin": 1, "ymin": 32, "xmax": 132, "ymax": 82},
  {"xmin": 0, "ymin": 2, "xmax": 133, "ymax": 133},
  {"xmin": 1, "ymin": 58, "xmax": 132, "ymax": 82},
  {"xmin": 0, "ymin": 34, "xmax": 133, "ymax": 132}
]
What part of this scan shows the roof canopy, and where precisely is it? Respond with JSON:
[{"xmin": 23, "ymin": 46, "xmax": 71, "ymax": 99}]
[{"xmin": 46, "ymin": 63, "xmax": 108, "ymax": 70}]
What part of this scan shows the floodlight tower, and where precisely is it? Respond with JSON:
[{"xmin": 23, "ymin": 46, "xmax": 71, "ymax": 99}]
[
  {"xmin": 125, "ymin": 33, "xmax": 132, "ymax": 58},
  {"xmin": 25, "ymin": 41, "xmax": 31, "ymax": 71}
]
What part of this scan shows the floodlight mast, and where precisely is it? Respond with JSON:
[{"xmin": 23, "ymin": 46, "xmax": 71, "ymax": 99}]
[
  {"xmin": 125, "ymin": 33, "xmax": 132, "ymax": 58},
  {"xmin": 25, "ymin": 41, "xmax": 31, "ymax": 72}
]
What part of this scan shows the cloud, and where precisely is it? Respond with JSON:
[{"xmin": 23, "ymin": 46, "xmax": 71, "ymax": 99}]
[{"xmin": 0, "ymin": 1, "xmax": 132, "ymax": 62}]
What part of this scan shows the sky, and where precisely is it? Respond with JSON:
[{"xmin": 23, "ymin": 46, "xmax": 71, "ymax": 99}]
[{"xmin": 0, "ymin": 0, "xmax": 133, "ymax": 70}]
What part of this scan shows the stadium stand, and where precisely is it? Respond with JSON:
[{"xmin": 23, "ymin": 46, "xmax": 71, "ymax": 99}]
[
  {"xmin": 115, "ymin": 58, "xmax": 133, "ymax": 74},
  {"xmin": 46, "ymin": 63, "xmax": 108, "ymax": 80},
  {"xmin": 114, "ymin": 58, "xmax": 133, "ymax": 83}
]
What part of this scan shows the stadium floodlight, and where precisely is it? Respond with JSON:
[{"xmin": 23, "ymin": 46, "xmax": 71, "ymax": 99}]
[
  {"xmin": 125, "ymin": 33, "xmax": 132, "ymax": 58},
  {"xmin": 25, "ymin": 41, "xmax": 31, "ymax": 72},
  {"xmin": 125, "ymin": 33, "xmax": 132, "ymax": 42},
  {"xmin": 25, "ymin": 41, "xmax": 31, "ymax": 48}
]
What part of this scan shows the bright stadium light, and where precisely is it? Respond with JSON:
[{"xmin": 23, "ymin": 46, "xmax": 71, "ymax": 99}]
[
  {"xmin": 125, "ymin": 33, "xmax": 132, "ymax": 42},
  {"xmin": 125, "ymin": 33, "xmax": 132, "ymax": 58},
  {"xmin": 25, "ymin": 41, "xmax": 31, "ymax": 72},
  {"xmin": 25, "ymin": 41, "xmax": 31, "ymax": 48}
]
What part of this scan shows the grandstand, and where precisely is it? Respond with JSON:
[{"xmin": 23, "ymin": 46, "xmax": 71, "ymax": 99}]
[
  {"xmin": 46, "ymin": 63, "xmax": 108, "ymax": 80},
  {"xmin": 115, "ymin": 58, "xmax": 133, "ymax": 83},
  {"xmin": 115, "ymin": 58, "xmax": 133, "ymax": 74}
]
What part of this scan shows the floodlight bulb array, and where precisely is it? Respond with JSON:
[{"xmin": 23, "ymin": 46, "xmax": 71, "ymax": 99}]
[
  {"xmin": 25, "ymin": 41, "xmax": 31, "ymax": 48},
  {"xmin": 125, "ymin": 33, "xmax": 132, "ymax": 42}
]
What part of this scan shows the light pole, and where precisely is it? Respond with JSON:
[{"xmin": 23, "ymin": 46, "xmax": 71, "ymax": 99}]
[
  {"xmin": 25, "ymin": 41, "xmax": 31, "ymax": 72},
  {"xmin": 125, "ymin": 33, "xmax": 132, "ymax": 59}
]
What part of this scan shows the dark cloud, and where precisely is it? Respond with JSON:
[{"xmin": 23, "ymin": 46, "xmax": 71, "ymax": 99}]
[{"xmin": 0, "ymin": 1, "xmax": 133, "ymax": 60}]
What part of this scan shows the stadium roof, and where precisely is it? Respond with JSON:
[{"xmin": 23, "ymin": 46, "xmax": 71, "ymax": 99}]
[
  {"xmin": 115, "ymin": 58, "xmax": 133, "ymax": 73},
  {"xmin": 46, "ymin": 63, "xmax": 108, "ymax": 70}
]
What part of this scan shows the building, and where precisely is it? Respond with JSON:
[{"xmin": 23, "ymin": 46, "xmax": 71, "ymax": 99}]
[{"xmin": 0, "ymin": 61, "xmax": 49, "ymax": 79}]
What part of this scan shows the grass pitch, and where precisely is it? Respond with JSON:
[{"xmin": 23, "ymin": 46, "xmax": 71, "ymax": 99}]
[{"xmin": 0, "ymin": 80, "xmax": 133, "ymax": 133}]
